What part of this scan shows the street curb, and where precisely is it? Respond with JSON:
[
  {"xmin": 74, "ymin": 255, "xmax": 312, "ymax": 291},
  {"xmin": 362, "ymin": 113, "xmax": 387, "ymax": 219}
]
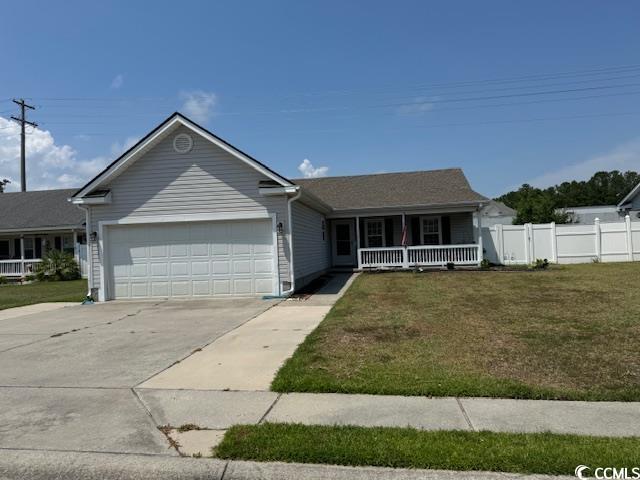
[{"xmin": 0, "ymin": 449, "xmax": 573, "ymax": 480}]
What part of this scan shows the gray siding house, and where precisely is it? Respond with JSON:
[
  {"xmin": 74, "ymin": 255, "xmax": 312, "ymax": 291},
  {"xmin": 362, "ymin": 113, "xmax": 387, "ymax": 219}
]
[
  {"xmin": 0, "ymin": 189, "xmax": 89, "ymax": 279},
  {"xmin": 60, "ymin": 112, "xmax": 486, "ymax": 301}
]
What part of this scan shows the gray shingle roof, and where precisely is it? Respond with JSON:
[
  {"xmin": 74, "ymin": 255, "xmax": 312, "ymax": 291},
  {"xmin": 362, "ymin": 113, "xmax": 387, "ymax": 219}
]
[
  {"xmin": 0, "ymin": 189, "xmax": 84, "ymax": 232},
  {"xmin": 294, "ymin": 168, "xmax": 486, "ymax": 211}
]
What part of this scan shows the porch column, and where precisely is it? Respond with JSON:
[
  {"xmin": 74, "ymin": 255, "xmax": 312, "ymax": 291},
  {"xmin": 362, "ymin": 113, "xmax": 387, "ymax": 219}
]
[
  {"xmin": 355, "ymin": 216, "xmax": 361, "ymax": 268},
  {"xmin": 475, "ymin": 209, "xmax": 484, "ymax": 265},
  {"xmin": 73, "ymin": 230, "xmax": 79, "ymax": 263},
  {"xmin": 401, "ymin": 213, "xmax": 408, "ymax": 268},
  {"xmin": 20, "ymin": 235, "xmax": 25, "ymax": 276}
]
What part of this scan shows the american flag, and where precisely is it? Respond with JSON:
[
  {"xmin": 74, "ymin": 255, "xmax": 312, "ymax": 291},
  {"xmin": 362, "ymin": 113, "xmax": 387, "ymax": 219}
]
[{"xmin": 401, "ymin": 223, "xmax": 408, "ymax": 246}]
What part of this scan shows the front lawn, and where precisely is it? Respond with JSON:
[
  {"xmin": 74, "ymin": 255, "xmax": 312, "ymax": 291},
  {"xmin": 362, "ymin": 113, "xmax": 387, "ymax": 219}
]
[
  {"xmin": 0, "ymin": 280, "xmax": 87, "ymax": 310},
  {"xmin": 216, "ymin": 423, "xmax": 640, "ymax": 475},
  {"xmin": 272, "ymin": 264, "xmax": 640, "ymax": 400}
]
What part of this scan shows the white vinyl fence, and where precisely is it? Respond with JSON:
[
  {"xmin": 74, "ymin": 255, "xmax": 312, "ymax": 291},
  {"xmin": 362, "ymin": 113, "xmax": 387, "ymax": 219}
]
[{"xmin": 482, "ymin": 215, "xmax": 640, "ymax": 265}]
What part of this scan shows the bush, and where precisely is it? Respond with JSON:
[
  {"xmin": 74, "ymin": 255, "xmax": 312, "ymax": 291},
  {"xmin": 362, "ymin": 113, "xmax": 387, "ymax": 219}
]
[
  {"xmin": 480, "ymin": 258, "xmax": 491, "ymax": 269},
  {"xmin": 34, "ymin": 250, "xmax": 81, "ymax": 281},
  {"xmin": 0, "ymin": 275, "xmax": 7, "ymax": 285},
  {"xmin": 532, "ymin": 258, "xmax": 549, "ymax": 270}
]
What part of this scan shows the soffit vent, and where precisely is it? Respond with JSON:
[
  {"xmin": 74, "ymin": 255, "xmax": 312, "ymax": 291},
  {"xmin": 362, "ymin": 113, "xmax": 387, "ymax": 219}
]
[{"xmin": 173, "ymin": 133, "xmax": 193, "ymax": 154}]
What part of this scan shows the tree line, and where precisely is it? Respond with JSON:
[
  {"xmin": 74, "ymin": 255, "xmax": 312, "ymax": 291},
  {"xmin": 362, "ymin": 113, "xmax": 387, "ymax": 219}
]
[{"xmin": 496, "ymin": 170, "xmax": 640, "ymax": 224}]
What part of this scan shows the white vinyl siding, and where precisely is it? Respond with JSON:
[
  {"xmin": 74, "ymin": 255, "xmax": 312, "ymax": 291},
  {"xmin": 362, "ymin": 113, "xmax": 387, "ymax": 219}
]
[
  {"xmin": 87, "ymin": 126, "xmax": 289, "ymax": 296},
  {"xmin": 291, "ymin": 201, "xmax": 330, "ymax": 287},
  {"xmin": 450, "ymin": 212, "xmax": 474, "ymax": 244}
]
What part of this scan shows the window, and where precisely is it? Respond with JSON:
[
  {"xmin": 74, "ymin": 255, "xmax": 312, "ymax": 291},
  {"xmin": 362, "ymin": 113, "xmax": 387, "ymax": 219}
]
[
  {"xmin": 23, "ymin": 237, "xmax": 35, "ymax": 259},
  {"xmin": 62, "ymin": 235, "xmax": 74, "ymax": 255},
  {"xmin": 0, "ymin": 240, "xmax": 9, "ymax": 259},
  {"xmin": 365, "ymin": 219, "xmax": 385, "ymax": 247},
  {"xmin": 420, "ymin": 216, "xmax": 441, "ymax": 245}
]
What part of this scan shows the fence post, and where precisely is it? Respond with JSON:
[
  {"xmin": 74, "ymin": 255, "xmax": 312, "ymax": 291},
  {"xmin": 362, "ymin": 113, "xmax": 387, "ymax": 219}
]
[
  {"xmin": 523, "ymin": 223, "xmax": 531, "ymax": 264},
  {"xmin": 357, "ymin": 249, "xmax": 362, "ymax": 269},
  {"xmin": 625, "ymin": 214, "xmax": 633, "ymax": 261},
  {"xmin": 402, "ymin": 246, "xmax": 409, "ymax": 269},
  {"xmin": 496, "ymin": 224, "xmax": 504, "ymax": 265},
  {"xmin": 594, "ymin": 218, "xmax": 601, "ymax": 261},
  {"xmin": 550, "ymin": 222, "xmax": 557, "ymax": 263}
]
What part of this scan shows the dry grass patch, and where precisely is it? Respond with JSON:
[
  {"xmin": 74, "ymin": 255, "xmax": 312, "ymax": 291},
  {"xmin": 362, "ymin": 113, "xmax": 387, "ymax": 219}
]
[{"xmin": 272, "ymin": 264, "xmax": 640, "ymax": 400}]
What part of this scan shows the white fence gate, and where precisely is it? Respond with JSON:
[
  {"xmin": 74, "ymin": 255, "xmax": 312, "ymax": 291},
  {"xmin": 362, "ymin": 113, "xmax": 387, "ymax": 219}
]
[{"xmin": 482, "ymin": 215, "xmax": 640, "ymax": 265}]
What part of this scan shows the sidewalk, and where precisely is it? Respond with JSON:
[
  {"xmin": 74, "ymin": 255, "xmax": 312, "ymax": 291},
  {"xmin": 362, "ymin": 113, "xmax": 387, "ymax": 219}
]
[{"xmin": 0, "ymin": 449, "xmax": 573, "ymax": 480}]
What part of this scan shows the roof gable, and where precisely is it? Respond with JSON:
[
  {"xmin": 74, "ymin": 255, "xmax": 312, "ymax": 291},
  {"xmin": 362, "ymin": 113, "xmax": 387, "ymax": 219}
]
[
  {"xmin": 73, "ymin": 112, "xmax": 292, "ymax": 198},
  {"xmin": 618, "ymin": 180, "xmax": 640, "ymax": 208}
]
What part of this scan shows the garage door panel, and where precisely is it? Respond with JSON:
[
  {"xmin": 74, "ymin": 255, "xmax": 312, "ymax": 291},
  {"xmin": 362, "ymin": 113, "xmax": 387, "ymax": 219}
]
[
  {"xmin": 130, "ymin": 264, "xmax": 148, "ymax": 277},
  {"xmin": 151, "ymin": 282, "xmax": 169, "ymax": 297},
  {"xmin": 108, "ymin": 219, "xmax": 275, "ymax": 299},
  {"xmin": 192, "ymin": 280, "xmax": 210, "ymax": 296},
  {"xmin": 254, "ymin": 259, "xmax": 273, "ymax": 273},
  {"xmin": 191, "ymin": 261, "xmax": 210, "ymax": 275},
  {"xmin": 212, "ymin": 260, "xmax": 230, "ymax": 274},
  {"xmin": 233, "ymin": 279, "xmax": 252, "ymax": 295}
]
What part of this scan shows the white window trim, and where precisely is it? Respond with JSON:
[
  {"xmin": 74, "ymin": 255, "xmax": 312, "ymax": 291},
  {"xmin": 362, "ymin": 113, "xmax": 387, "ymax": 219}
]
[
  {"xmin": 419, "ymin": 215, "xmax": 442, "ymax": 246},
  {"xmin": 364, "ymin": 218, "xmax": 386, "ymax": 248}
]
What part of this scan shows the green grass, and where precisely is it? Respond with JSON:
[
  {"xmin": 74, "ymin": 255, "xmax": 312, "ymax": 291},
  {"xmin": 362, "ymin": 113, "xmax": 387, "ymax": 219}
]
[
  {"xmin": 216, "ymin": 423, "xmax": 640, "ymax": 475},
  {"xmin": 272, "ymin": 263, "xmax": 640, "ymax": 400},
  {"xmin": 0, "ymin": 279, "xmax": 87, "ymax": 310}
]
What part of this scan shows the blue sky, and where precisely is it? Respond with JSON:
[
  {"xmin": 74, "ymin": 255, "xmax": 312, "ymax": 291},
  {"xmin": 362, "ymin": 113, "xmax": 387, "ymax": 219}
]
[{"xmin": 1, "ymin": 0, "xmax": 640, "ymax": 196}]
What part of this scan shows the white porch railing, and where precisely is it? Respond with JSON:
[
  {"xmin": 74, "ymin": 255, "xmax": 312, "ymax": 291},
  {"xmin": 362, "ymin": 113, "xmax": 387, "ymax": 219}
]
[
  {"xmin": 0, "ymin": 259, "xmax": 42, "ymax": 277},
  {"xmin": 358, "ymin": 244, "xmax": 481, "ymax": 269}
]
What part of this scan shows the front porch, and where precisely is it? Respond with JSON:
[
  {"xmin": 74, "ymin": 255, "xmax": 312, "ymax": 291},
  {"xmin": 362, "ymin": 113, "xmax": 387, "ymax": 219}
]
[
  {"xmin": 329, "ymin": 210, "xmax": 483, "ymax": 269},
  {"xmin": 0, "ymin": 231, "xmax": 88, "ymax": 279}
]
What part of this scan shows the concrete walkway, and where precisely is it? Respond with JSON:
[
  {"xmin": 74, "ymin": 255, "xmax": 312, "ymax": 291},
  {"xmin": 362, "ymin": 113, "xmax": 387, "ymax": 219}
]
[
  {"xmin": 0, "ymin": 302, "xmax": 78, "ymax": 321},
  {"xmin": 139, "ymin": 273, "xmax": 358, "ymax": 391}
]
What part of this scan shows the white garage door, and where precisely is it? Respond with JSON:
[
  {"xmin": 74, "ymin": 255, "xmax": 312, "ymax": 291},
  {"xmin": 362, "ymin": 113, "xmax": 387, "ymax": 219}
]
[{"xmin": 107, "ymin": 219, "xmax": 276, "ymax": 299}]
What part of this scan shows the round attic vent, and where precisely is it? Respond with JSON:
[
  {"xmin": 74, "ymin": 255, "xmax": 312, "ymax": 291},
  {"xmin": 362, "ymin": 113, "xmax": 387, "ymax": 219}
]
[{"xmin": 173, "ymin": 133, "xmax": 193, "ymax": 153}]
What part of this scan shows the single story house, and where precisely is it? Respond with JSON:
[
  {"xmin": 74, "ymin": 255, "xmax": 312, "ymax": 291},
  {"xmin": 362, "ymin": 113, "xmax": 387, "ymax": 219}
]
[
  {"xmin": 11, "ymin": 112, "xmax": 487, "ymax": 300},
  {"xmin": 0, "ymin": 189, "xmax": 88, "ymax": 278},
  {"xmin": 561, "ymin": 205, "xmax": 627, "ymax": 224}
]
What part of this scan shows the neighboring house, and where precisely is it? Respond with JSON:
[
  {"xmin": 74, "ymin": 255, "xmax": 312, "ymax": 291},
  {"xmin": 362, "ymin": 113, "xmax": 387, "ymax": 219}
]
[
  {"xmin": 66, "ymin": 112, "xmax": 487, "ymax": 301},
  {"xmin": 617, "ymin": 181, "xmax": 640, "ymax": 221},
  {"xmin": 0, "ymin": 189, "xmax": 89, "ymax": 278},
  {"xmin": 561, "ymin": 205, "xmax": 625, "ymax": 224},
  {"xmin": 480, "ymin": 200, "xmax": 515, "ymax": 227}
]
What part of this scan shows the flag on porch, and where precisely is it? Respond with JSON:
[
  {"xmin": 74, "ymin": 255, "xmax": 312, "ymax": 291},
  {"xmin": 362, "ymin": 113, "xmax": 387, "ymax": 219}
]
[{"xmin": 401, "ymin": 223, "xmax": 408, "ymax": 247}]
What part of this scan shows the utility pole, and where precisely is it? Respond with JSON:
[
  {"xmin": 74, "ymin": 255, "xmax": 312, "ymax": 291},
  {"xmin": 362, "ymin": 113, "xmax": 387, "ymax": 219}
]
[{"xmin": 11, "ymin": 99, "xmax": 37, "ymax": 192}]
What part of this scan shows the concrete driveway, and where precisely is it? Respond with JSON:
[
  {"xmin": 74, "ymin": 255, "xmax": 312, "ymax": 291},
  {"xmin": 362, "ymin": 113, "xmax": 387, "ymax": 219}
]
[{"xmin": 0, "ymin": 298, "xmax": 275, "ymax": 455}]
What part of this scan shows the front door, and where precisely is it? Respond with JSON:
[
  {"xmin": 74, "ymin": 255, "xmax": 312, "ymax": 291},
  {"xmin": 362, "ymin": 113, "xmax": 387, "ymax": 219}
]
[{"xmin": 332, "ymin": 219, "xmax": 356, "ymax": 266}]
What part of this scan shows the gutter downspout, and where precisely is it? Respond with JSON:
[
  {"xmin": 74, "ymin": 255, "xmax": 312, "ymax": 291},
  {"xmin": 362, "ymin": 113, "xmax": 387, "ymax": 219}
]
[
  {"xmin": 282, "ymin": 186, "xmax": 302, "ymax": 296},
  {"xmin": 77, "ymin": 204, "xmax": 93, "ymax": 298}
]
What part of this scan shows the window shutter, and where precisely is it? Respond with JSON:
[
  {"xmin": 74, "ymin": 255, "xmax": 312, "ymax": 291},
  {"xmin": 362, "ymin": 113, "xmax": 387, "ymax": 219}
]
[
  {"xmin": 442, "ymin": 216, "xmax": 451, "ymax": 244},
  {"xmin": 359, "ymin": 218, "xmax": 365, "ymax": 247},
  {"xmin": 411, "ymin": 217, "xmax": 420, "ymax": 246},
  {"xmin": 384, "ymin": 218, "xmax": 393, "ymax": 247},
  {"xmin": 54, "ymin": 237, "xmax": 62, "ymax": 251},
  {"xmin": 35, "ymin": 238, "xmax": 42, "ymax": 258}
]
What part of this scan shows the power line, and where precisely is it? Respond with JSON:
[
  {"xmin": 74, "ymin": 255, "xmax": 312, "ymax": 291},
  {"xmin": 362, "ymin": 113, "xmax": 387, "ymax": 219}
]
[{"xmin": 10, "ymin": 99, "xmax": 37, "ymax": 192}]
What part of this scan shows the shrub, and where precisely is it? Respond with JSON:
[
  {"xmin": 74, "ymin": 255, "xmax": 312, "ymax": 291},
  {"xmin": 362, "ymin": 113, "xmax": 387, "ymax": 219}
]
[
  {"xmin": 0, "ymin": 275, "xmax": 7, "ymax": 285},
  {"xmin": 533, "ymin": 258, "xmax": 549, "ymax": 270},
  {"xmin": 480, "ymin": 258, "xmax": 491, "ymax": 270},
  {"xmin": 34, "ymin": 250, "xmax": 81, "ymax": 281},
  {"xmin": 446, "ymin": 262, "xmax": 455, "ymax": 270}
]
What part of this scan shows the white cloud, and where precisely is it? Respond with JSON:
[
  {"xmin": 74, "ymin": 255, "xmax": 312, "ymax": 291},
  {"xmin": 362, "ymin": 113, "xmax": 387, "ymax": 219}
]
[
  {"xmin": 527, "ymin": 138, "xmax": 640, "ymax": 188},
  {"xmin": 180, "ymin": 90, "xmax": 217, "ymax": 123},
  {"xmin": 110, "ymin": 136, "xmax": 139, "ymax": 156},
  {"xmin": 395, "ymin": 96, "xmax": 434, "ymax": 116},
  {"xmin": 0, "ymin": 116, "xmax": 109, "ymax": 191},
  {"xmin": 298, "ymin": 158, "xmax": 329, "ymax": 178},
  {"xmin": 110, "ymin": 74, "xmax": 124, "ymax": 89}
]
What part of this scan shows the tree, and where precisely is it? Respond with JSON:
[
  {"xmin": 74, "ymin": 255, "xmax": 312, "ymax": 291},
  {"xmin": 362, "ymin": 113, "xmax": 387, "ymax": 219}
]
[
  {"xmin": 0, "ymin": 179, "xmax": 9, "ymax": 193},
  {"xmin": 497, "ymin": 170, "xmax": 640, "ymax": 224}
]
